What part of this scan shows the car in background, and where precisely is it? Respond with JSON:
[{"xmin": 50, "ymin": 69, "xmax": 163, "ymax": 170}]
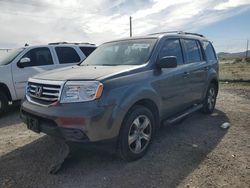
[{"xmin": 0, "ymin": 42, "xmax": 96, "ymax": 114}]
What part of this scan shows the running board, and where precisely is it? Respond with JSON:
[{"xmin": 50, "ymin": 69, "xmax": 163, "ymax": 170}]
[{"xmin": 163, "ymin": 104, "xmax": 203, "ymax": 125}]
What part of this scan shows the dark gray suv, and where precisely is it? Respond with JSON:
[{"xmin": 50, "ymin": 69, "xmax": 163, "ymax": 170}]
[{"xmin": 20, "ymin": 31, "xmax": 219, "ymax": 161}]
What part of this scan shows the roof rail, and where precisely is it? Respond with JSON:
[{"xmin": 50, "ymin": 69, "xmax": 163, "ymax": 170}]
[
  {"xmin": 48, "ymin": 42, "xmax": 96, "ymax": 46},
  {"xmin": 181, "ymin": 32, "xmax": 205, "ymax": 38},
  {"xmin": 148, "ymin": 31, "xmax": 183, "ymax": 35},
  {"xmin": 148, "ymin": 31, "xmax": 205, "ymax": 38}
]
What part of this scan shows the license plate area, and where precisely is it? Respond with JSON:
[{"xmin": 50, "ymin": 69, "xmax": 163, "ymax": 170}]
[{"xmin": 27, "ymin": 116, "xmax": 40, "ymax": 133}]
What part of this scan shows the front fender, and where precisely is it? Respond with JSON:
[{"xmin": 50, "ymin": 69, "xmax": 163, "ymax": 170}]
[
  {"xmin": 106, "ymin": 84, "xmax": 161, "ymax": 139},
  {"xmin": 118, "ymin": 86, "xmax": 161, "ymax": 112}
]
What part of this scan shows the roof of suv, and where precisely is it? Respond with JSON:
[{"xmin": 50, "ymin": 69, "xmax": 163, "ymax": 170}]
[
  {"xmin": 105, "ymin": 31, "xmax": 208, "ymax": 44},
  {"xmin": 47, "ymin": 42, "xmax": 96, "ymax": 46},
  {"xmin": 23, "ymin": 42, "xmax": 96, "ymax": 49}
]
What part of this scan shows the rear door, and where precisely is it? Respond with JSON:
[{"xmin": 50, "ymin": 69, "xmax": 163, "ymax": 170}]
[
  {"xmin": 12, "ymin": 47, "xmax": 56, "ymax": 99},
  {"xmin": 182, "ymin": 38, "xmax": 208, "ymax": 104},
  {"xmin": 54, "ymin": 46, "xmax": 82, "ymax": 68}
]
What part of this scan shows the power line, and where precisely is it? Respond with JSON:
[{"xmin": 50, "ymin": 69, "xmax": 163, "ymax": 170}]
[
  {"xmin": 246, "ymin": 39, "xmax": 249, "ymax": 58},
  {"xmin": 130, "ymin": 16, "xmax": 132, "ymax": 37}
]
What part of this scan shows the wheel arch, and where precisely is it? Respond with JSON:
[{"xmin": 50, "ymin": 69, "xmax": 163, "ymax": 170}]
[
  {"xmin": 117, "ymin": 97, "xmax": 161, "ymax": 136},
  {"xmin": 0, "ymin": 83, "xmax": 12, "ymax": 101},
  {"xmin": 115, "ymin": 98, "xmax": 161, "ymax": 154},
  {"xmin": 210, "ymin": 78, "xmax": 219, "ymax": 95},
  {"xmin": 131, "ymin": 99, "xmax": 160, "ymax": 129}
]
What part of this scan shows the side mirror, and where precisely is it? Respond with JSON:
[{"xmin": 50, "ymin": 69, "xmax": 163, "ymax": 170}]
[
  {"xmin": 157, "ymin": 56, "xmax": 177, "ymax": 69},
  {"xmin": 17, "ymin": 57, "xmax": 31, "ymax": 68}
]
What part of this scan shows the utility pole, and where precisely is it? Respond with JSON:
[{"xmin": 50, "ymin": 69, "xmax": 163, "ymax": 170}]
[
  {"xmin": 246, "ymin": 39, "xmax": 249, "ymax": 58},
  {"xmin": 130, "ymin": 16, "xmax": 132, "ymax": 37}
]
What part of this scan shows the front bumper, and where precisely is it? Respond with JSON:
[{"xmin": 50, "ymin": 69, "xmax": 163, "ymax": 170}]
[{"xmin": 20, "ymin": 99, "xmax": 119, "ymax": 143}]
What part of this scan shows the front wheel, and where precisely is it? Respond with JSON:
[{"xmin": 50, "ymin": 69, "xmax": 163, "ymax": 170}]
[
  {"xmin": 117, "ymin": 105, "xmax": 155, "ymax": 161},
  {"xmin": 202, "ymin": 83, "xmax": 217, "ymax": 114}
]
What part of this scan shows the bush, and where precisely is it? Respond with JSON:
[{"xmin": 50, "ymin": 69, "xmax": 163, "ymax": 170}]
[
  {"xmin": 233, "ymin": 58, "xmax": 242, "ymax": 63},
  {"xmin": 245, "ymin": 57, "xmax": 250, "ymax": 63}
]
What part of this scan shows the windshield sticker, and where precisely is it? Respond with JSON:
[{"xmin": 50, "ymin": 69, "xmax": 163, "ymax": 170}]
[{"xmin": 132, "ymin": 44, "xmax": 150, "ymax": 49}]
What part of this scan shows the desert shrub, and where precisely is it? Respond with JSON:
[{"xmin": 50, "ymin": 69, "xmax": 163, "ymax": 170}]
[
  {"xmin": 245, "ymin": 57, "xmax": 250, "ymax": 63},
  {"xmin": 232, "ymin": 58, "xmax": 242, "ymax": 64}
]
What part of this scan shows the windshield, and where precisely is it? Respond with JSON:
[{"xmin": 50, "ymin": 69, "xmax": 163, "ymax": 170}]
[
  {"xmin": 0, "ymin": 48, "xmax": 24, "ymax": 66},
  {"xmin": 81, "ymin": 39, "xmax": 157, "ymax": 66}
]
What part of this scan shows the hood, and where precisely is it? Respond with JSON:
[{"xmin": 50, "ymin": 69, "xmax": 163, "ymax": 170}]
[{"xmin": 33, "ymin": 65, "xmax": 139, "ymax": 81}]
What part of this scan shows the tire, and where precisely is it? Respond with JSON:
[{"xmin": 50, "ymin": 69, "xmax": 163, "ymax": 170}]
[
  {"xmin": 202, "ymin": 83, "xmax": 217, "ymax": 114},
  {"xmin": 0, "ymin": 91, "xmax": 8, "ymax": 115},
  {"xmin": 117, "ymin": 105, "xmax": 155, "ymax": 161}
]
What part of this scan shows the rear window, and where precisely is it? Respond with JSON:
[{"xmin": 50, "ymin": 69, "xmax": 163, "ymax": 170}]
[
  {"xmin": 55, "ymin": 47, "xmax": 80, "ymax": 64},
  {"xmin": 184, "ymin": 39, "xmax": 202, "ymax": 63},
  {"xmin": 203, "ymin": 41, "xmax": 217, "ymax": 61},
  {"xmin": 80, "ymin": 47, "xmax": 96, "ymax": 57}
]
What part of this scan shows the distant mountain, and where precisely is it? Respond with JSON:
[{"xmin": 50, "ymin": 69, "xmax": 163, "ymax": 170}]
[{"xmin": 217, "ymin": 50, "xmax": 250, "ymax": 59}]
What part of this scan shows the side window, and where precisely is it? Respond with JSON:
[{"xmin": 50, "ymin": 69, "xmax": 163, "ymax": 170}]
[
  {"xmin": 80, "ymin": 47, "xmax": 96, "ymax": 57},
  {"xmin": 184, "ymin": 39, "xmax": 202, "ymax": 63},
  {"xmin": 55, "ymin": 47, "xmax": 81, "ymax": 64},
  {"xmin": 203, "ymin": 41, "xmax": 217, "ymax": 61},
  {"xmin": 159, "ymin": 39, "xmax": 184, "ymax": 65},
  {"xmin": 21, "ymin": 47, "xmax": 53, "ymax": 67}
]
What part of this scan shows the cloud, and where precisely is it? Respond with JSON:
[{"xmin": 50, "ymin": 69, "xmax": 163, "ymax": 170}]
[
  {"xmin": 214, "ymin": 0, "xmax": 250, "ymax": 10},
  {"xmin": 0, "ymin": 0, "xmax": 249, "ymax": 48}
]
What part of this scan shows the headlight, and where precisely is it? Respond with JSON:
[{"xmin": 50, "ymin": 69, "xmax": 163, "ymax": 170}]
[{"xmin": 60, "ymin": 81, "xmax": 103, "ymax": 103}]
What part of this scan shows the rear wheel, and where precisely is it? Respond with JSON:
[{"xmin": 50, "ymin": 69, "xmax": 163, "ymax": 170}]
[
  {"xmin": 202, "ymin": 83, "xmax": 217, "ymax": 114},
  {"xmin": 0, "ymin": 91, "xmax": 8, "ymax": 115},
  {"xmin": 118, "ymin": 105, "xmax": 155, "ymax": 161}
]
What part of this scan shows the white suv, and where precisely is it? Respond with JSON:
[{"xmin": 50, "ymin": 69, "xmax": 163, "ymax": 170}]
[{"xmin": 0, "ymin": 42, "xmax": 96, "ymax": 114}]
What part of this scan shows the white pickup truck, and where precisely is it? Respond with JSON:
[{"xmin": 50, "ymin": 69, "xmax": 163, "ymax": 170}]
[{"xmin": 0, "ymin": 42, "xmax": 96, "ymax": 114}]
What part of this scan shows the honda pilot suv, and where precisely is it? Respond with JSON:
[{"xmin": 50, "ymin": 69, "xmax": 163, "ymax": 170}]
[{"xmin": 21, "ymin": 31, "xmax": 219, "ymax": 161}]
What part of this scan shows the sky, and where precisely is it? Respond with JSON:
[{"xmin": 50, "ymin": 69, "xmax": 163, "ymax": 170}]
[{"xmin": 0, "ymin": 0, "xmax": 250, "ymax": 52}]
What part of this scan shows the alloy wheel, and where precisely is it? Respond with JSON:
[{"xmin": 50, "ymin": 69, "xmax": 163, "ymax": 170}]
[
  {"xmin": 128, "ymin": 115, "xmax": 152, "ymax": 154},
  {"xmin": 208, "ymin": 87, "xmax": 216, "ymax": 110}
]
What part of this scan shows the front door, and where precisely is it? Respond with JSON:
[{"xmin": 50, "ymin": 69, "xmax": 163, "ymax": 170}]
[
  {"xmin": 12, "ymin": 47, "xmax": 56, "ymax": 99},
  {"xmin": 153, "ymin": 38, "xmax": 190, "ymax": 118}
]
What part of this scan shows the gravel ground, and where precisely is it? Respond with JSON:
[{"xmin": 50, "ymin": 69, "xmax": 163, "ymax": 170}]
[{"xmin": 0, "ymin": 84, "xmax": 249, "ymax": 188}]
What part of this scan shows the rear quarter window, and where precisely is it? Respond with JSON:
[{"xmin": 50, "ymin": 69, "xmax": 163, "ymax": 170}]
[
  {"xmin": 203, "ymin": 41, "xmax": 217, "ymax": 61},
  {"xmin": 80, "ymin": 47, "xmax": 96, "ymax": 57}
]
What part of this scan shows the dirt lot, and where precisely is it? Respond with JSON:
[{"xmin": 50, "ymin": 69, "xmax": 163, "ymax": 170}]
[
  {"xmin": 0, "ymin": 83, "xmax": 250, "ymax": 188},
  {"xmin": 220, "ymin": 60, "xmax": 250, "ymax": 81}
]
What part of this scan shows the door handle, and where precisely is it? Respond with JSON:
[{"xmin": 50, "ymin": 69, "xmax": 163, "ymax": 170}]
[
  {"xmin": 183, "ymin": 72, "xmax": 190, "ymax": 78},
  {"xmin": 203, "ymin": 66, "xmax": 209, "ymax": 71}
]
